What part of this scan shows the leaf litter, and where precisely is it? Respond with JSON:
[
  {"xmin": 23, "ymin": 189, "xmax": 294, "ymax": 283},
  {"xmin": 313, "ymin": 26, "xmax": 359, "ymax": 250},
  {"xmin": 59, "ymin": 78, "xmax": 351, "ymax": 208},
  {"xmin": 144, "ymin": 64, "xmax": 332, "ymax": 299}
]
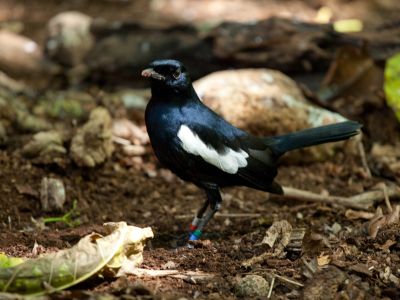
[{"xmin": 0, "ymin": 222, "xmax": 153, "ymax": 296}]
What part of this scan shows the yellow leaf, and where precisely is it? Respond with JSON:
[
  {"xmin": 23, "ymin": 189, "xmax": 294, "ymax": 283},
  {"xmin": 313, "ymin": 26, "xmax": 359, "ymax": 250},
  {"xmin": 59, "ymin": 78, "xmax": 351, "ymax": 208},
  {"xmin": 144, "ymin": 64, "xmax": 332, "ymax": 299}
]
[
  {"xmin": 317, "ymin": 254, "xmax": 331, "ymax": 266},
  {"xmin": 334, "ymin": 19, "xmax": 363, "ymax": 32},
  {"xmin": 0, "ymin": 253, "xmax": 25, "ymax": 268}
]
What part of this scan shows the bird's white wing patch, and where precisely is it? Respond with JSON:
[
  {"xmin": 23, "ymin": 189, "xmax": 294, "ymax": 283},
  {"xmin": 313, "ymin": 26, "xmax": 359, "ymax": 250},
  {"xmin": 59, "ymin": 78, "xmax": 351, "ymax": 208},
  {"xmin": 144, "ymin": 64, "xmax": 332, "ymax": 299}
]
[{"xmin": 177, "ymin": 125, "xmax": 248, "ymax": 174}]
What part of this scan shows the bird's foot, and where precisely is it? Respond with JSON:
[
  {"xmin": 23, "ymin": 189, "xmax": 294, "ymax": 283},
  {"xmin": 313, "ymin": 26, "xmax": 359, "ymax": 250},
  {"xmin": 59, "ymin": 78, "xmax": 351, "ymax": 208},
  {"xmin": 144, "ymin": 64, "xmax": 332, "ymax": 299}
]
[
  {"xmin": 189, "ymin": 216, "xmax": 203, "ymax": 240},
  {"xmin": 189, "ymin": 229, "xmax": 202, "ymax": 241}
]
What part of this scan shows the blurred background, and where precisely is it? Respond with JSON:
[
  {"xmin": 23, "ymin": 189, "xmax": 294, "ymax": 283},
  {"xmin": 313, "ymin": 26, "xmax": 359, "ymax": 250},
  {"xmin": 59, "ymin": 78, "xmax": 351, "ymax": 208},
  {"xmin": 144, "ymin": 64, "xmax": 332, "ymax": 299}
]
[
  {"xmin": 0, "ymin": 0, "xmax": 399, "ymax": 149},
  {"xmin": 1, "ymin": 1, "xmax": 400, "ymax": 298}
]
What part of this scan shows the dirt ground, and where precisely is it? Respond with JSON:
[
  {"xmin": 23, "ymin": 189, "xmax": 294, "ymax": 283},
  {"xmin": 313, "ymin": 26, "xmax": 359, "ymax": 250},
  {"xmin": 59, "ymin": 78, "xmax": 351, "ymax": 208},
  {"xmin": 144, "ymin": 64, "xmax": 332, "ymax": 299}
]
[
  {"xmin": 1, "ymin": 111, "xmax": 399, "ymax": 299},
  {"xmin": 1, "ymin": 0, "xmax": 400, "ymax": 299}
]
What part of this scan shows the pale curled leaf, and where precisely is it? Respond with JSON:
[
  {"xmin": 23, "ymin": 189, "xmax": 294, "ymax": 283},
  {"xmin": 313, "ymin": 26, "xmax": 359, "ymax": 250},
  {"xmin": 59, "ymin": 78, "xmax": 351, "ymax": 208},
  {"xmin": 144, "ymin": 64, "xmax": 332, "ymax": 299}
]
[
  {"xmin": 242, "ymin": 220, "xmax": 294, "ymax": 267},
  {"xmin": 0, "ymin": 222, "xmax": 153, "ymax": 295},
  {"xmin": 104, "ymin": 224, "xmax": 154, "ymax": 277},
  {"xmin": 261, "ymin": 220, "xmax": 292, "ymax": 257}
]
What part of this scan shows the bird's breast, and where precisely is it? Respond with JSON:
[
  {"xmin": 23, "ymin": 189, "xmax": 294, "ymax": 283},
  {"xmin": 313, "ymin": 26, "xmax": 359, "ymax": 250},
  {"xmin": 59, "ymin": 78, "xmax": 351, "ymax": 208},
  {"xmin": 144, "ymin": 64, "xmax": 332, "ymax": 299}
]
[{"xmin": 145, "ymin": 102, "xmax": 182, "ymax": 153}]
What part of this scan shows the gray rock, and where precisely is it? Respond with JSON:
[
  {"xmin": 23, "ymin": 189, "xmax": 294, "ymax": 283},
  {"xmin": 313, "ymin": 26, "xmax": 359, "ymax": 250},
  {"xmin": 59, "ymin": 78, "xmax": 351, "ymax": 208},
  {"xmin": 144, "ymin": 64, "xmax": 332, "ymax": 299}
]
[
  {"xmin": 70, "ymin": 107, "xmax": 114, "ymax": 167},
  {"xmin": 21, "ymin": 131, "xmax": 66, "ymax": 160},
  {"xmin": 46, "ymin": 11, "xmax": 94, "ymax": 67},
  {"xmin": 40, "ymin": 177, "xmax": 66, "ymax": 212},
  {"xmin": 234, "ymin": 275, "xmax": 270, "ymax": 297},
  {"xmin": 194, "ymin": 69, "xmax": 353, "ymax": 163}
]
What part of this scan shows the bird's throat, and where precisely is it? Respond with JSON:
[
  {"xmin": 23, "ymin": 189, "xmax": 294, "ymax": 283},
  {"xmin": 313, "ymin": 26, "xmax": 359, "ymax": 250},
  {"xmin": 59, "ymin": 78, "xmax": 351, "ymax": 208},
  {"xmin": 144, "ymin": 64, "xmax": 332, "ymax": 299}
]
[{"xmin": 150, "ymin": 84, "xmax": 199, "ymax": 105}]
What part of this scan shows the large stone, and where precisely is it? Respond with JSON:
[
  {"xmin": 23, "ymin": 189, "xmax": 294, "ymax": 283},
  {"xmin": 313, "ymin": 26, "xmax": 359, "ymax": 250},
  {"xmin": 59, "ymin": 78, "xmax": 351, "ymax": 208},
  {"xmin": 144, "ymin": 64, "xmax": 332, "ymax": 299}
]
[
  {"xmin": 194, "ymin": 69, "xmax": 354, "ymax": 162},
  {"xmin": 46, "ymin": 11, "xmax": 94, "ymax": 67},
  {"xmin": 40, "ymin": 177, "xmax": 66, "ymax": 212},
  {"xmin": 0, "ymin": 30, "xmax": 56, "ymax": 82},
  {"xmin": 21, "ymin": 130, "xmax": 67, "ymax": 164}
]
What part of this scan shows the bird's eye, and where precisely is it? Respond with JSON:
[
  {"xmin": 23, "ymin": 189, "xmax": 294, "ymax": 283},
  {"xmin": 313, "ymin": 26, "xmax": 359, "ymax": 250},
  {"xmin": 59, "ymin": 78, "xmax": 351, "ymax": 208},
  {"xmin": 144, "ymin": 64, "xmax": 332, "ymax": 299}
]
[{"xmin": 173, "ymin": 68, "xmax": 181, "ymax": 79}]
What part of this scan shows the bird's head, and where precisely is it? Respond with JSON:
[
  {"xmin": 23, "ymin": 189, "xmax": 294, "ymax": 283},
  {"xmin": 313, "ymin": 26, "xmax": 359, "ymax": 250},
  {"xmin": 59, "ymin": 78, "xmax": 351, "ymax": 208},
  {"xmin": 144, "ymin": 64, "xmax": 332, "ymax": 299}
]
[{"xmin": 141, "ymin": 59, "xmax": 191, "ymax": 94}]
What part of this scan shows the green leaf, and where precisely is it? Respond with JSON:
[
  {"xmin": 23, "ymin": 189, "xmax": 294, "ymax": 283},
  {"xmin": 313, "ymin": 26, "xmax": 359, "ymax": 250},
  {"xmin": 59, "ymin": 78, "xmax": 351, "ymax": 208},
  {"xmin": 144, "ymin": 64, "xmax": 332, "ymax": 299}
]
[
  {"xmin": 0, "ymin": 253, "xmax": 25, "ymax": 269},
  {"xmin": 384, "ymin": 53, "xmax": 400, "ymax": 122}
]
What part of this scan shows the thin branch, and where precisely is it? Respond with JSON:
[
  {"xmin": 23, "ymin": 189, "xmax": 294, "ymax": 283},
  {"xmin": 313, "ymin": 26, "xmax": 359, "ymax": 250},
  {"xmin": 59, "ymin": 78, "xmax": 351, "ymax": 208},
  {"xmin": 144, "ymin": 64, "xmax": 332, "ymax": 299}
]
[
  {"xmin": 267, "ymin": 276, "xmax": 275, "ymax": 298},
  {"xmin": 381, "ymin": 183, "xmax": 392, "ymax": 212},
  {"xmin": 131, "ymin": 268, "xmax": 215, "ymax": 282},
  {"xmin": 274, "ymin": 274, "xmax": 304, "ymax": 288},
  {"xmin": 281, "ymin": 185, "xmax": 400, "ymax": 210}
]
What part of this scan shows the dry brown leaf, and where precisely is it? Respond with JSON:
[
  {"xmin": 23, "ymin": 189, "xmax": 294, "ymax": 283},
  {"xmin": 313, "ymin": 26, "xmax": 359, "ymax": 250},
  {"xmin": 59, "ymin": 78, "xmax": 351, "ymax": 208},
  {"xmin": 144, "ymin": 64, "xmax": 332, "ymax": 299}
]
[
  {"xmin": 303, "ymin": 266, "xmax": 346, "ymax": 299},
  {"xmin": 371, "ymin": 144, "xmax": 400, "ymax": 179},
  {"xmin": 318, "ymin": 46, "xmax": 382, "ymax": 104},
  {"xmin": 376, "ymin": 239, "xmax": 397, "ymax": 251}
]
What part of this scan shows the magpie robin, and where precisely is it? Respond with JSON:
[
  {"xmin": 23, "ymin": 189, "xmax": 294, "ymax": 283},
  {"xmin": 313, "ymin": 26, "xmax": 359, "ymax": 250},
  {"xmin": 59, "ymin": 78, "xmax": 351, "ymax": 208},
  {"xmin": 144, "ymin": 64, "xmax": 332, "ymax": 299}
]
[{"xmin": 142, "ymin": 59, "xmax": 362, "ymax": 241}]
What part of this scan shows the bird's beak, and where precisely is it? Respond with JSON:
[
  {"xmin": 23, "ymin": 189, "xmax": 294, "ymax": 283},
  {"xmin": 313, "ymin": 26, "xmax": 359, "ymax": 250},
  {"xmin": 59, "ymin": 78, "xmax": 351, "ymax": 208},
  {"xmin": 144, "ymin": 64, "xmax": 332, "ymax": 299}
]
[{"xmin": 141, "ymin": 68, "xmax": 165, "ymax": 81}]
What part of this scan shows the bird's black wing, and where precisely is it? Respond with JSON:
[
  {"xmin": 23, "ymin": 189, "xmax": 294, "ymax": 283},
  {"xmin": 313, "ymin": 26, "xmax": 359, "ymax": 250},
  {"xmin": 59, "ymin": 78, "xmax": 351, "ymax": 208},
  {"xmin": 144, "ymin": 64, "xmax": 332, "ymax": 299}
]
[
  {"xmin": 184, "ymin": 123, "xmax": 283, "ymax": 194},
  {"xmin": 236, "ymin": 135, "xmax": 283, "ymax": 194}
]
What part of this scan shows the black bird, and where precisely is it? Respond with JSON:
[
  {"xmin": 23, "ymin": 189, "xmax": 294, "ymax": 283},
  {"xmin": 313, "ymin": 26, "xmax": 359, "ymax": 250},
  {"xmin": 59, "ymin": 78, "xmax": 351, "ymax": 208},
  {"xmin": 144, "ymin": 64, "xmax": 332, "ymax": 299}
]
[{"xmin": 142, "ymin": 59, "xmax": 362, "ymax": 241}]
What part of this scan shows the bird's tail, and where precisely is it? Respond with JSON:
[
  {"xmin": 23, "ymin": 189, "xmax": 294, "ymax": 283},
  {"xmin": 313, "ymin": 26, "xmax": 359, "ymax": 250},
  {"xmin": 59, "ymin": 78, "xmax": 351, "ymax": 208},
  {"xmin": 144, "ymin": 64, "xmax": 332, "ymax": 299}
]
[{"xmin": 266, "ymin": 121, "xmax": 362, "ymax": 156}]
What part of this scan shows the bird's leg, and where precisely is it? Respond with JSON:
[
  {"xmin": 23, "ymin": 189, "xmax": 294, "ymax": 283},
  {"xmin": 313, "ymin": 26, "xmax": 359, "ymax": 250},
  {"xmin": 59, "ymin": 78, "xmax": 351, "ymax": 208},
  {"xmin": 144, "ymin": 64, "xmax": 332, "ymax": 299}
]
[
  {"xmin": 189, "ymin": 198, "xmax": 209, "ymax": 232},
  {"xmin": 189, "ymin": 187, "xmax": 222, "ymax": 241}
]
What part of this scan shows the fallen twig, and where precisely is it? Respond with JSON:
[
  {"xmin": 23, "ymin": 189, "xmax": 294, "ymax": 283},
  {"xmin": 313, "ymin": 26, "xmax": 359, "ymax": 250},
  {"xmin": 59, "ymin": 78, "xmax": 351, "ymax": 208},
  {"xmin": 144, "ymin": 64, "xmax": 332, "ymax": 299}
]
[
  {"xmin": 130, "ymin": 268, "xmax": 215, "ymax": 283},
  {"xmin": 242, "ymin": 252, "xmax": 269, "ymax": 268},
  {"xmin": 381, "ymin": 183, "xmax": 392, "ymax": 212},
  {"xmin": 281, "ymin": 185, "xmax": 400, "ymax": 210},
  {"xmin": 274, "ymin": 274, "xmax": 304, "ymax": 288},
  {"xmin": 170, "ymin": 271, "xmax": 215, "ymax": 283},
  {"xmin": 267, "ymin": 276, "xmax": 275, "ymax": 298},
  {"xmin": 129, "ymin": 269, "xmax": 179, "ymax": 277},
  {"xmin": 301, "ymin": 257, "xmax": 317, "ymax": 276},
  {"xmin": 178, "ymin": 186, "xmax": 399, "ymax": 214},
  {"xmin": 345, "ymin": 209, "xmax": 375, "ymax": 220},
  {"xmin": 367, "ymin": 187, "xmax": 400, "ymax": 238},
  {"xmin": 357, "ymin": 138, "xmax": 372, "ymax": 178}
]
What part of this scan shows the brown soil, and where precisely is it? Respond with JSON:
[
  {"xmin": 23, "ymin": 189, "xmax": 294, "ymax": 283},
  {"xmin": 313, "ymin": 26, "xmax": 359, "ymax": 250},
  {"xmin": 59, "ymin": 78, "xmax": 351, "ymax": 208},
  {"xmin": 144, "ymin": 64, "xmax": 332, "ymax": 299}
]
[
  {"xmin": 1, "ymin": 0, "xmax": 400, "ymax": 299},
  {"xmin": 1, "ymin": 122, "xmax": 399, "ymax": 299}
]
